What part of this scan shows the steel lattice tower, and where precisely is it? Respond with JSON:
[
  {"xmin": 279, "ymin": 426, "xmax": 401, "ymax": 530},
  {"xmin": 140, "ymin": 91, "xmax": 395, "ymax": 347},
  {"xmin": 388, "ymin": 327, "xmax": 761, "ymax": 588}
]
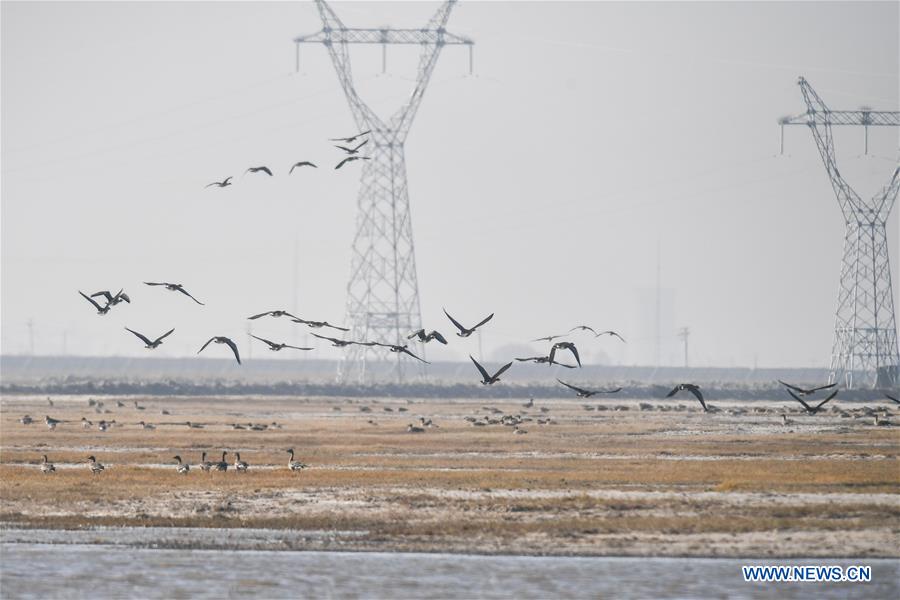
[
  {"xmin": 782, "ymin": 77, "xmax": 900, "ymax": 389},
  {"xmin": 295, "ymin": 1, "xmax": 473, "ymax": 382}
]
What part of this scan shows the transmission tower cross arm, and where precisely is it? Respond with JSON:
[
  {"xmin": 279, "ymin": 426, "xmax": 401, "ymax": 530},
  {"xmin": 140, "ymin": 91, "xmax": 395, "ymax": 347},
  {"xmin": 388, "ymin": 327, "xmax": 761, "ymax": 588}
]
[
  {"xmin": 781, "ymin": 110, "xmax": 900, "ymax": 127},
  {"xmin": 295, "ymin": 28, "xmax": 473, "ymax": 46}
]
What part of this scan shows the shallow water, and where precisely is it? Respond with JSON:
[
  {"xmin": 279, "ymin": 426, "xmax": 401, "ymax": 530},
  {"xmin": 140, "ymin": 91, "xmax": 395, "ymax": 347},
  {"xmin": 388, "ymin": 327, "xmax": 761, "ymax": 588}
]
[{"xmin": 1, "ymin": 532, "xmax": 897, "ymax": 600}]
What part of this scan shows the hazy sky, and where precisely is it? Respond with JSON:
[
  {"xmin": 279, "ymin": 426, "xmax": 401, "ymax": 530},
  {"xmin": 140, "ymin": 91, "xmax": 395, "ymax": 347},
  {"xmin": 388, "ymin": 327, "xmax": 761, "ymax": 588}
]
[{"xmin": 2, "ymin": 1, "xmax": 898, "ymax": 368}]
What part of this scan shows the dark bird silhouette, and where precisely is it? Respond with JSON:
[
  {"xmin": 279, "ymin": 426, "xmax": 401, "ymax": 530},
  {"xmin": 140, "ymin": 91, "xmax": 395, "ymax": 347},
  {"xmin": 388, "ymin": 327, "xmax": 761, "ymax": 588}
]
[
  {"xmin": 549, "ymin": 342, "xmax": 581, "ymax": 367},
  {"xmin": 248, "ymin": 310, "xmax": 298, "ymax": 321},
  {"xmin": 470, "ymin": 355, "xmax": 512, "ymax": 385},
  {"xmin": 245, "ymin": 166, "xmax": 273, "ymax": 176},
  {"xmin": 310, "ymin": 332, "xmax": 371, "ymax": 348},
  {"xmin": 665, "ymin": 383, "xmax": 707, "ymax": 412},
  {"xmin": 144, "ymin": 282, "xmax": 204, "ymax": 305},
  {"xmin": 79, "ymin": 291, "xmax": 111, "ymax": 315},
  {"xmin": 125, "ymin": 327, "xmax": 175, "ymax": 349},
  {"xmin": 515, "ymin": 356, "xmax": 577, "ymax": 368},
  {"xmin": 568, "ymin": 325, "xmax": 598, "ymax": 335},
  {"xmin": 91, "ymin": 289, "xmax": 130, "ymax": 306},
  {"xmin": 330, "ymin": 130, "xmax": 371, "ymax": 144},
  {"xmin": 787, "ymin": 389, "xmax": 838, "ymax": 414},
  {"xmin": 595, "ymin": 330, "xmax": 626, "ymax": 342},
  {"xmin": 291, "ymin": 317, "xmax": 349, "ymax": 332},
  {"xmin": 197, "ymin": 336, "xmax": 241, "ymax": 364},
  {"xmin": 407, "ymin": 329, "xmax": 448, "ymax": 344},
  {"xmin": 532, "ymin": 334, "xmax": 567, "ymax": 343},
  {"xmin": 444, "ymin": 308, "xmax": 493, "ymax": 338},
  {"xmin": 777, "ymin": 380, "xmax": 837, "ymax": 396},
  {"xmin": 557, "ymin": 379, "xmax": 622, "ymax": 397},
  {"xmin": 373, "ymin": 343, "xmax": 430, "ymax": 363},
  {"xmin": 885, "ymin": 393, "xmax": 899, "ymax": 405},
  {"xmin": 335, "ymin": 156, "xmax": 371, "ymax": 170},
  {"xmin": 205, "ymin": 177, "xmax": 233, "ymax": 188},
  {"xmin": 250, "ymin": 334, "xmax": 313, "ymax": 352},
  {"xmin": 289, "ymin": 161, "xmax": 317, "ymax": 173},
  {"xmin": 334, "ymin": 139, "xmax": 369, "ymax": 155}
]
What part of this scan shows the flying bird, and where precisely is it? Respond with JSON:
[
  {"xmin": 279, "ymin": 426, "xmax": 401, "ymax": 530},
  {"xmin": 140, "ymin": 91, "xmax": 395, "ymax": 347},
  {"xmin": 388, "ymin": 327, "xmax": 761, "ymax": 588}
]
[
  {"xmin": 556, "ymin": 379, "xmax": 622, "ymax": 397},
  {"xmin": 549, "ymin": 342, "xmax": 581, "ymax": 367},
  {"xmin": 335, "ymin": 156, "xmax": 371, "ymax": 170},
  {"xmin": 568, "ymin": 325, "xmax": 598, "ymax": 335},
  {"xmin": 330, "ymin": 130, "xmax": 371, "ymax": 144},
  {"xmin": 79, "ymin": 291, "xmax": 111, "ymax": 315},
  {"xmin": 334, "ymin": 139, "xmax": 369, "ymax": 155},
  {"xmin": 205, "ymin": 177, "xmax": 233, "ymax": 188},
  {"xmin": 373, "ymin": 343, "xmax": 430, "ymax": 363},
  {"xmin": 310, "ymin": 332, "xmax": 371, "ymax": 348},
  {"xmin": 515, "ymin": 356, "xmax": 577, "ymax": 368},
  {"xmin": 470, "ymin": 355, "xmax": 513, "ymax": 385},
  {"xmin": 248, "ymin": 310, "xmax": 298, "ymax": 321},
  {"xmin": 197, "ymin": 336, "xmax": 241, "ymax": 364},
  {"xmin": 291, "ymin": 317, "xmax": 349, "ymax": 332},
  {"xmin": 407, "ymin": 329, "xmax": 448, "ymax": 344},
  {"xmin": 125, "ymin": 327, "xmax": 175, "ymax": 349},
  {"xmin": 289, "ymin": 161, "xmax": 317, "ymax": 173},
  {"xmin": 787, "ymin": 389, "xmax": 838, "ymax": 414},
  {"xmin": 777, "ymin": 380, "xmax": 837, "ymax": 396},
  {"xmin": 144, "ymin": 282, "xmax": 204, "ymax": 305},
  {"xmin": 91, "ymin": 290, "xmax": 130, "ymax": 306},
  {"xmin": 665, "ymin": 383, "xmax": 707, "ymax": 412},
  {"xmin": 245, "ymin": 166, "xmax": 273, "ymax": 176},
  {"xmin": 249, "ymin": 334, "xmax": 313, "ymax": 352},
  {"xmin": 595, "ymin": 330, "xmax": 626, "ymax": 342},
  {"xmin": 532, "ymin": 334, "xmax": 568, "ymax": 343},
  {"xmin": 444, "ymin": 308, "xmax": 493, "ymax": 338}
]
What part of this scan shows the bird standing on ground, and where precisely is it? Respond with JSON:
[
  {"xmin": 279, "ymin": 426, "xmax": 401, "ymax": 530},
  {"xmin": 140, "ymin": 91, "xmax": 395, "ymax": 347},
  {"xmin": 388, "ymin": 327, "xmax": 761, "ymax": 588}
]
[
  {"xmin": 143, "ymin": 282, "xmax": 205, "ymax": 305},
  {"xmin": 173, "ymin": 455, "xmax": 190, "ymax": 475},
  {"xmin": 549, "ymin": 342, "xmax": 581, "ymax": 367},
  {"xmin": 289, "ymin": 161, "xmax": 317, "ymax": 173},
  {"xmin": 444, "ymin": 309, "xmax": 493, "ymax": 338},
  {"xmin": 665, "ymin": 383, "xmax": 708, "ymax": 412},
  {"xmin": 407, "ymin": 329, "xmax": 448, "ymax": 344},
  {"xmin": 470, "ymin": 356, "xmax": 513, "ymax": 385},
  {"xmin": 787, "ymin": 389, "xmax": 838, "ymax": 414},
  {"xmin": 287, "ymin": 449, "xmax": 308, "ymax": 471},
  {"xmin": 86, "ymin": 455, "xmax": 105, "ymax": 474},
  {"xmin": 79, "ymin": 291, "xmax": 112, "ymax": 315},
  {"xmin": 197, "ymin": 337, "xmax": 241, "ymax": 364},
  {"xmin": 215, "ymin": 451, "xmax": 228, "ymax": 472},
  {"xmin": 249, "ymin": 334, "xmax": 313, "ymax": 352},
  {"xmin": 234, "ymin": 453, "xmax": 249, "ymax": 472},
  {"xmin": 556, "ymin": 379, "xmax": 622, "ymax": 397},
  {"xmin": 40, "ymin": 455, "xmax": 56, "ymax": 474},
  {"xmin": 45, "ymin": 415, "xmax": 62, "ymax": 430},
  {"xmin": 199, "ymin": 452, "xmax": 213, "ymax": 472},
  {"xmin": 125, "ymin": 327, "xmax": 175, "ymax": 349}
]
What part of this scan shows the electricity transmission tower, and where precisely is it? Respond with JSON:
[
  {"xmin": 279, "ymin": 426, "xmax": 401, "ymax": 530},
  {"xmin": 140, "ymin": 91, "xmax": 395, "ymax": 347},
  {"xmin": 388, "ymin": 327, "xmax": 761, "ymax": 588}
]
[
  {"xmin": 294, "ymin": 1, "xmax": 473, "ymax": 383},
  {"xmin": 781, "ymin": 76, "xmax": 900, "ymax": 389}
]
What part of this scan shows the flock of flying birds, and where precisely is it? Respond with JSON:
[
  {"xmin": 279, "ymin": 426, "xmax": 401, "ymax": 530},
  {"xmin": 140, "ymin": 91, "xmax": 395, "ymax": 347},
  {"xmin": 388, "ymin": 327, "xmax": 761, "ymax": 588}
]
[{"xmin": 204, "ymin": 130, "xmax": 373, "ymax": 189}]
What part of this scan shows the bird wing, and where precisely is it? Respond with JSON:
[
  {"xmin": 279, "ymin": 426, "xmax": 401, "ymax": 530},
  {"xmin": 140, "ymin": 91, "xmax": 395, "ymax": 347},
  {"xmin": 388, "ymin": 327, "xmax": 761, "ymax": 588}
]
[
  {"xmin": 79, "ymin": 291, "xmax": 104, "ymax": 311},
  {"xmin": 567, "ymin": 344, "xmax": 582, "ymax": 367},
  {"xmin": 777, "ymin": 380, "xmax": 806, "ymax": 394},
  {"xmin": 687, "ymin": 386, "xmax": 707, "ymax": 411},
  {"xmin": 532, "ymin": 335, "xmax": 556, "ymax": 342},
  {"xmin": 325, "ymin": 322, "xmax": 350, "ymax": 332},
  {"xmin": 334, "ymin": 145, "xmax": 354, "ymax": 153},
  {"xmin": 407, "ymin": 329, "xmax": 425, "ymax": 340},
  {"xmin": 117, "ymin": 292, "xmax": 131, "ymax": 303},
  {"xmin": 176, "ymin": 286, "xmax": 204, "ymax": 305},
  {"xmin": 205, "ymin": 181, "xmax": 221, "ymax": 188},
  {"xmin": 248, "ymin": 311, "xmax": 271, "ymax": 320},
  {"xmin": 335, "ymin": 157, "xmax": 352, "ymax": 170},
  {"xmin": 443, "ymin": 308, "xmax": 466, "ymax": 334},
  {"xmin": 814, "ymin": 389, "xmax": 838, "ymax": 410},
  {"xmin": 808, "ymin": 383, "xmax": 837, "ymax": 394},
  {"xmin": 665, "ymin": 386, "xmax": 679, "ymax": 398},
  {"xmin": 223, "ymin": 177, "xmax": 233, "ymax": 184},
  {"xmin": 600, "ymin": 387, "xmax": 623, "ymax": 394},
  {"xmin": 260, "ymin": 167, "xmax": 273, "ymax": 176},
  {"xmin": 557, "ymin": 378, "xmax": 588, "ymax": 395},
  {"xmin": 91, "ymin": 291, "xmax": 114, "ymax": 303},
  {"xmin": 569, "ymin": 325, "xmax": 597, "ymax": 335},
  {"xmin": 492, "ymin": 361, "xmax": 514, "ymax": 379},
  {"xmin": 886, "ymin": 393, "xmax": 899, "ymax": 405},
  {"xmin": 250, "ymin": 334, "xmax": 277, "ymax": 348},
  {"xmin": 284, "ymin": 345, "xmax": 314, "ymax": 351},
  {"xmin": 124, "ymin": 327, "xmax": 153, "ymax": 345},
  {"xmin": 155, "ymin": 328, "xmax": 176, "ymax": 343},
  {"xmin": 401, "ymin": 347, "xmax": 429, "ymax": 363},
  {"xmin": 472, "ymin": 313, "xmax": 494, "ymax": 330},
  {"xmin": 557, "ymin": 362, "xmax": 577, "ymax": 369},
  {"xmin": 430, "ymin": 331, "xmax": 448, "ymax": 344},
  {"xmin": 311, "ymin": 332, "xmax": 340, "ymax": 344},
  {"xmin": 222, "ymin": 338, "xmax": 241, "ymax": 364},
  {"xmin": 470, "ymin": 355, "xmax": 490, "ymax": 381},
  {"xmin": 515, "ymin": 357, "xmax": 539, "ymax": 362},
  {"xmin": 600, "ymin": 331, "xmax": 626, "ymax": 342},
  {"xmin": 197, "ymin": 337, "xmax": 216, "ymax": 354},
  {"xmin": 144, "ymin": 282, "xmax": 166, "ymax": 286},
  {"xmin": 352, "ymin": 139, "xmax": 369, "ymax": 152},
  {"xmin": 786, "ymin": 389, "xmax": 813, "ymax": 411},
  {"xmin": 548, "ymin": 346, "xmax": 558, "ymax": 365}
]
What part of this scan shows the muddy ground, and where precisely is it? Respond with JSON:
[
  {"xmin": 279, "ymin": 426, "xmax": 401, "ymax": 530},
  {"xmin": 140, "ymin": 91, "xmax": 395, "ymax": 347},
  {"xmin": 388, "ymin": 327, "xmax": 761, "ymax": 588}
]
[{"xmin": 2, "ymin": 394, "xmax": 898, "ymax": 556}]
